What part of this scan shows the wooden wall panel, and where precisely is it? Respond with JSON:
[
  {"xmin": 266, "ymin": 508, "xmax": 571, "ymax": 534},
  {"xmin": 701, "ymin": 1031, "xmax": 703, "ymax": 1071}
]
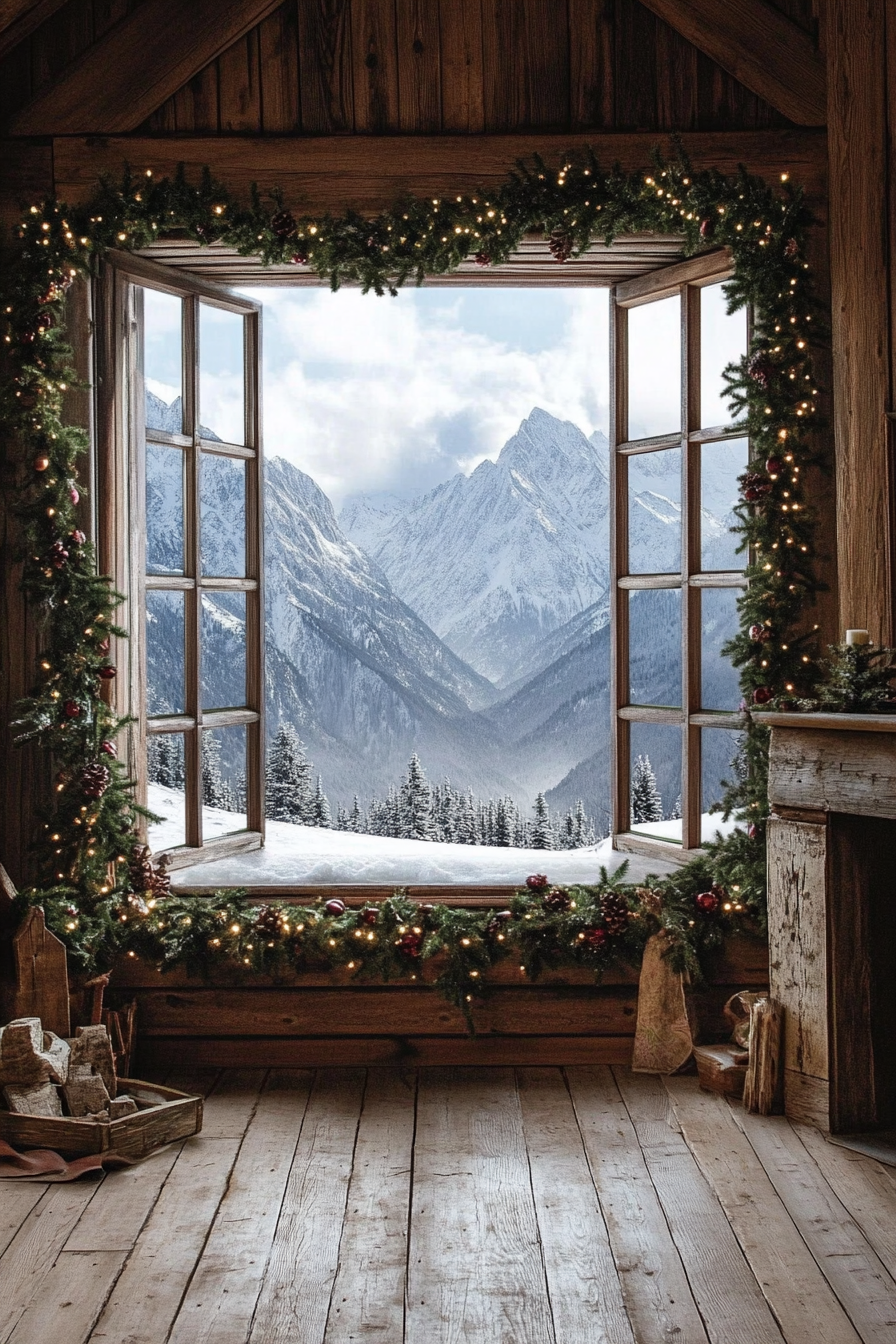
[
  {"xmin": 482, "ymin": 0, "xmax": 569, "ymax": 132},
  {"xmin": 350, "ymin": 0, "xmax": 398, "ymax": 133},
  {"xmin": 396, "ymin": 0, "xmax": 440, "ymax": 134},
  {"xmin": 295, "ymin": 0, "xmax": 353, "ymax": 132},
  {"xmin": 259, "ymin": 2, "xmax": 300, "ymax": 133},
  {"xmin": 568, "ymin": 0, "xmax": 613, "ymax": 129},
  {"xmin": 613, "ymin": 0, "xmax": 657, "ymax": 131},
  {"xmin": 438, "ymin": 0, "xmax": 483, "ymax": 133},
  {"xmin": 169, "ymin": 65, "xmax": 218, "ymax": 133},
  {"xmin": 218, "ymin": 30, "xmax": 262, "ymax": 132}
]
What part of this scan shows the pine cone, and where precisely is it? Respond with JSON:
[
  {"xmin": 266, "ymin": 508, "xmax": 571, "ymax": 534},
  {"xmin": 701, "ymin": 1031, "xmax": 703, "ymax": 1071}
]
[
  {"xmin": 543, "ymin": 886, "xmax": 572, "ymax": 913},
  {"xmin": 747, "ymin": 352, "xmax": 775, "ymax": 389},
  {"xmin": 548, "ymin": 227, "xmax": 574, "ymax": 263},
  {"xmin": 600, "ymin": 890, "xmax": 629, "ymax": 936},
  {"xmin": 635, "ymin": 886, "xmax": 663, "ymax": 916},
  {"xmin": 742, "ymin": 471, "xmax": 773, "ymax": 502},
  {"xmin": 254, "ymin": 904, "xmax": 283, "ymax": 935},
  {"xmin": 79, "ymin": 761, "xmax": 111, "ymax": 799},
  {"xmin": 149, "ymin": 856, "xmax": 171, "ymax": 900},
  {"xmin": 129, "ymin": 844, "xmax": 155, "ymax": 893},
  {"xmin": 271, "ymin": 209, "xmax": 297, "ymax": 241}
]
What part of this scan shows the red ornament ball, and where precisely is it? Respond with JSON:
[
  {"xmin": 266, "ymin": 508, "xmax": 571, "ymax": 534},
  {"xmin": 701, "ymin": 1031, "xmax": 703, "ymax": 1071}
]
[
  {"xmin": 526, "ymin": 874, "xmax": 549, "ymax": 891},
  {"xmin": 748, "ymin": 823, "xmax": 758, "ymax": 839},
  {"xmin": 325, "ymin": 898, "xmax": 346, "ymax": 916},
  {"xmin": 63, "ymin": 699, "xmax": 81, "ymax": 718},
  {"xmin": 34, "ymin": 455, "xmax": 50, "ymax": 471},
  {"xmin": 100, "ymin": 740, "xmax": 118, "ymax": 757},
  {"xmin": 582, "ymin": 926, "xmax": 609, "ymax": 950},
  {"xmin": 695, "ymin": 890, "xmax": 720, "ymax": 914},
  {"xmin": 359, "ymin": 906, "xmax": 379, "ymax": 925},
  {"xmin": 69, "ymin": 485, "xmax": 79, "ymax": 505},
  {"xmin": 753, "ymin": 685, "xmax": 774, "ymax": 705},
  {"xmin": 397, "ymin": 929, "xmax": 423, "ymax": 957},
  {"xmin": 749, "ymin": 623, "xmax": 771, "ymax": 642},
  {"xmin": 699, "ymin": 217, "xmax": 715, "ymax": 240},
  {"xmin": 291, "ymin": 251, "xmax": 309, "ymax": 266},
  {"xmin": 98, "ymin": 665, "xmax": 117, "ymax": 680},
  {"xmin": 70, "ymin": 529, "xmax": 86, "ymax": 545},
  {"xmin": 765, "ymin": 456, "xmax": 785, "ymax": 477}
]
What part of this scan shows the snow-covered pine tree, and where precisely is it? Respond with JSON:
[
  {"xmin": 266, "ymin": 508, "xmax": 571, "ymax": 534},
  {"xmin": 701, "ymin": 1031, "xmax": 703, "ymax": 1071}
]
[
  {"xmin": 559, "ymin": 809, "xmax": 576, "ymax": 849},
  {"xmin": 493, "ymin": 798, "xmax": 512, "ymax": 847},
  {"xmin": 313, "ymin": 775, "xmax": 331, "ymax": 828},
  {"xmin": 386, "ymin": 785, "xmax": 401, "ymax": 838},
  {"xmin": 573, "ymin": 800, "xmax": 589, "ymax": 848},
  {"xmin": 235, "ymin": 769, "xmax": 247, "ymax": 813},
  {"xmin": 631, "ymin": 754, "xmax": 664, "ymax": 824},
  {"xmin": 334, "ymin": 804, "xmax": 348, "ymax": 831},
  {"xmin": 265, "ymin": 723, "xmax": 314, "ymax": 824},
  {"xmin": 400, "ymin": 753, "xmax": 434, "ymax": 841},
  {"xmin": 349, "ymin": 796, "xmax": 362, "ymax": 833},
  {"xmin": 668, "ymin": 793, "xmax": 682, "ymax": 821},
  {"xmin": 202, "ymin": 733, "xmax": 234, "ymax": 810},
  {"xmin": 457, "ymin": 790, "xmax": 477, "ymax": 845},
  {"xmin": 531, "ymin": 792, "xmax": 553, "ymax": 849}
]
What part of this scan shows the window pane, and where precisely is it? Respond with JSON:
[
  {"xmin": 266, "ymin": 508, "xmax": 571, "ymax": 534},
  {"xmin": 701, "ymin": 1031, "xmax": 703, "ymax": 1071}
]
[
  {"xmin": 145, "ymin": 442, "xmax": 185, "ymax": 575},
  {"xmin": 147, "ymin": 733, "xmax": 187, "ymax": 850},
  {"xmin": 201, "ymin": 453, "xmax": 246, "ymax": 577},
  {"xmin": 701, "ymin": 728, "xmax": 746, "ymax": 844},
  {"xmin": 201, "ymin": 591, "xmax": 247, "ymax": 710},
  {"xmin": 202, "ymin": 725, "xmax": 247, "ymax": 837},
  {"xmin": 701, "ymin": 437, "xmax": 748, "ymax": 571},
  {"xmin": 200, "ymin": 304, "xmax": 245, "ymax": 445},
  {"xmin": 143, "ymin": 288, "xmax": 183, "ymax": 433},
  {"xmin": 701, "ymin": 587, "xmax": 742, "ymax": 710},
  {"xmin": 700, "ymin": 283, "xmax": 746, "ymax": 429},
  {"xmin": 628, "ymin": 447, "xmax": 681, "ymax": 573},
  {"xmin": 629, "ymin": 588, "xmax": 681, "ymax": 707},
  {"xmin": 146, "ymin": 590, "xmax": 186, "ymax": 715},
  {"xmin": 627, "ymin": 295, "xmax": 681, "ymax": 439},
  {"xmin": 629, "ymin": 722, "xmax": 681, "ymax": 843}
]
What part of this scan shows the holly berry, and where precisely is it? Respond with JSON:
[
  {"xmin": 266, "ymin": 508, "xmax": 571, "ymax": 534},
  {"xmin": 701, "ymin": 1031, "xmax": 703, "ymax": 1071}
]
[
  {"xmin": 526, "ymin": 874, "xmax": 549, "ymax": 891},
  {"xmin": 325, "ymin": 898, "xmax": 346, "ymax": 916},
  {"xmin": 752, "ymin": 686, "xmax": 774, "ymax": 705},
  {"xmin": 695, "ymin": 890, "xmax": 720, "ymax": 914}
]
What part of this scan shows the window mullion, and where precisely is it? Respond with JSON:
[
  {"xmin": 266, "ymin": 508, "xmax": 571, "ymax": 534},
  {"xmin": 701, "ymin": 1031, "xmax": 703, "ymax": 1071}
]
[
  {"xmin": 244, "ymin": 309, "xmax": 265, "ymax": 837},
  {"xmin": 610, "ymin": 295, "xmax": 630, "ymax": 839},
  {"xmin": 183, "ymin": 293, "xmax": 202, "ymax": 849},
  {"xmin": 681, "ymin": 284, "xmax": 701, "ymax": 852}
]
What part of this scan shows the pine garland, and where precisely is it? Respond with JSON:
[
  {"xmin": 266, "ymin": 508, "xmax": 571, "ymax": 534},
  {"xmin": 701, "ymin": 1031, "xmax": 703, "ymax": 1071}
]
[{"xmin": 1, "ymin": 144, "xmax": 824, "ymax": 993}]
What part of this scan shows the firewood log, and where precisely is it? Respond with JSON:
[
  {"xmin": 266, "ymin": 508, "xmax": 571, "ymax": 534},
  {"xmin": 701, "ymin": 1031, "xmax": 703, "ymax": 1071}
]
[
  {"xmin": 62, "ymin": 1069, "xmax": 110, "ymax": 1117},
  {"xmin": 3, "ymin": 1080, "xmax": 63, "ymax": 1116},
  {"xmin": 68, "ymin": 1023, "xmax": 116, "ymax": 1097},
  {"xmin": 0, "ymin": 1017, "xmax": 70, "ymax": 1085},
  {"xmin": 743, "ymin": 997, "xmax": 784, "ymax": 1115}
]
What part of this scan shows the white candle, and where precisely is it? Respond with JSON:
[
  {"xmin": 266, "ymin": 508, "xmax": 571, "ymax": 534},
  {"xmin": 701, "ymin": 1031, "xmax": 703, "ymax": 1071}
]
[{"xmin": 845, "ymin": 629, "xmax": 871, "ymax": 646}]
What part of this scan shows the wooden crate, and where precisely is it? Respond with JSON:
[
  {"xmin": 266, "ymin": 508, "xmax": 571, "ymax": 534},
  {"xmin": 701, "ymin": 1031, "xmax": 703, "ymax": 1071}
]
[{"xmin": 0, "ymin": 1078, "xmax": 202, "ymax": 1159}]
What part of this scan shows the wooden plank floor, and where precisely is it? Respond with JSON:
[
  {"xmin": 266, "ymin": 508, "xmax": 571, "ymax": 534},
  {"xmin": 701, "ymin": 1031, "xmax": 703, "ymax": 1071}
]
[{"xmin": 2, "ymin": 1067, "xmax": 896, "ymax": 1344}]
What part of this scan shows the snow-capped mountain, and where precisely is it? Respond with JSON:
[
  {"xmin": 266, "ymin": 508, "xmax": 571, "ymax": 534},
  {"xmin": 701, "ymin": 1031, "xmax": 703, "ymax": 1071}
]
[{"xmin": 340, "ymin": 410, "xmax": 613, "ymax": 686}]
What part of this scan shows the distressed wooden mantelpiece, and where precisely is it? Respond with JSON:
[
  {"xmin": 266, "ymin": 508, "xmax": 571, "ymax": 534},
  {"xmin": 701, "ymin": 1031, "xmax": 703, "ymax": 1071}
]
[{"xmin": 764, "ymin": 712, "xmax": 896, "ymax": 1134}]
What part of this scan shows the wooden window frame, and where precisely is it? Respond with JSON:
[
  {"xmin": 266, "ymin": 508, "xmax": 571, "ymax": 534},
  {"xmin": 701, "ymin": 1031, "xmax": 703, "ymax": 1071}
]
[
  {"xmin": 99, "ymin": 251, "xmax": 265, "ymax": 871},
  {"xmin": 610, "ymin": 249, "xmax": 747, "ymax": 860}
]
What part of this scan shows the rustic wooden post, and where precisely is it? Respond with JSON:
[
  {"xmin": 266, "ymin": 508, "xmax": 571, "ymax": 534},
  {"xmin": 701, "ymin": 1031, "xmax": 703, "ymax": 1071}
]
[
  {"xmin": 743, "ymin": 997, "xmax": 783, "ymax": 1115},
  {"xmin": 12, "ymin": 907, "xmax": 71, "ymax": 1039}
]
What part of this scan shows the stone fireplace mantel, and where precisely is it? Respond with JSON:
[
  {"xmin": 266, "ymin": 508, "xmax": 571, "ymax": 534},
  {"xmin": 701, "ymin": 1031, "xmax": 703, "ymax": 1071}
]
[{"xmin": 763, "ymin": 712, "xmax": 896, "ymax": 1134}]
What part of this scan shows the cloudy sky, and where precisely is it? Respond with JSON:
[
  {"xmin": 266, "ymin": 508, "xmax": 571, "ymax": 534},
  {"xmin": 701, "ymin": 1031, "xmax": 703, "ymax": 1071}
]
[
  {"xmin": 242, "ymin": 285, "xmax": 611, "ymax": 507},
  {"xmin": 143, "ymin": 278, "xmax": 744, "ymax": 510}
]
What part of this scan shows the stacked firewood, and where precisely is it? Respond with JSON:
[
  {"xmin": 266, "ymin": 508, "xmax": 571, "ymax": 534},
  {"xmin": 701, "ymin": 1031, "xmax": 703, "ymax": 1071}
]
[{"xmin": 0, "ymin": 1017, "xmax": 139, "ymax": 1120}]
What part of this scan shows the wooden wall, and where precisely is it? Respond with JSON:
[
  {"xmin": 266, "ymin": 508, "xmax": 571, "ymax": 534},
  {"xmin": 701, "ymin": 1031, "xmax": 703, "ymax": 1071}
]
[{"xmin": 0, "ymin": 0, "xmax": 818, "ymax": 133}]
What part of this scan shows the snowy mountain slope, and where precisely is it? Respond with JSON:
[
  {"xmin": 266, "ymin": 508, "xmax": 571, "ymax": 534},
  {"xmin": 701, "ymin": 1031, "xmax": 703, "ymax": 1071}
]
[{"xmin": 340, "ymin": 410, "xmax": 613, "ymax": 686}]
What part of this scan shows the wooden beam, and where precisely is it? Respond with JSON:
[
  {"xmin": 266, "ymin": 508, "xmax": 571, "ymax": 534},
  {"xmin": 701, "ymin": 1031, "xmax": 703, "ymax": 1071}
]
[
  {"xmin": 0, "ymin": 0, "xmax": 69, "ymax": 61},
  {"xmin": 5, "ymin": 0, "xmax": 289, "ymax": 135},
  {"xmin": 636, "ymin": 0, "xmax": 826, "ymax": 126},
  {"xmin": 50, "ymin": 129, "xmax": 828, "ymax": 217},
  {"xmin": 824, "ymin": 0, "xmax": 892, "ymax": 644}
]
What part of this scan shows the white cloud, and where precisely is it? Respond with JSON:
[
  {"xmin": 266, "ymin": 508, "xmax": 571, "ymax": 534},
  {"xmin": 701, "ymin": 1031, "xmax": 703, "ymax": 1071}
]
[{"xmin": 244, "ymin": 286, "xmax": 610, "ymax": 507}]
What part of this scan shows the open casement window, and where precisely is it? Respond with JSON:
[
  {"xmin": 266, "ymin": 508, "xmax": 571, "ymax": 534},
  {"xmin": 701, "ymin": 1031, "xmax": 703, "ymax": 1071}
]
[
  {"xmin": 610, "ymin": 252, "xmax": 748, "ymax": 858},
  {"xmin": 107, "ymin": 253, "xmax": 264, "ymax": 869}
]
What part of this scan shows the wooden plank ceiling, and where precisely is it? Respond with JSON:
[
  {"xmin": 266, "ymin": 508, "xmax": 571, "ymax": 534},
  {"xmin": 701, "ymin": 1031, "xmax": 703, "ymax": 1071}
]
[{"xmin": 0, "ymin": 0, "xmax": 822, "ymax": 136}]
